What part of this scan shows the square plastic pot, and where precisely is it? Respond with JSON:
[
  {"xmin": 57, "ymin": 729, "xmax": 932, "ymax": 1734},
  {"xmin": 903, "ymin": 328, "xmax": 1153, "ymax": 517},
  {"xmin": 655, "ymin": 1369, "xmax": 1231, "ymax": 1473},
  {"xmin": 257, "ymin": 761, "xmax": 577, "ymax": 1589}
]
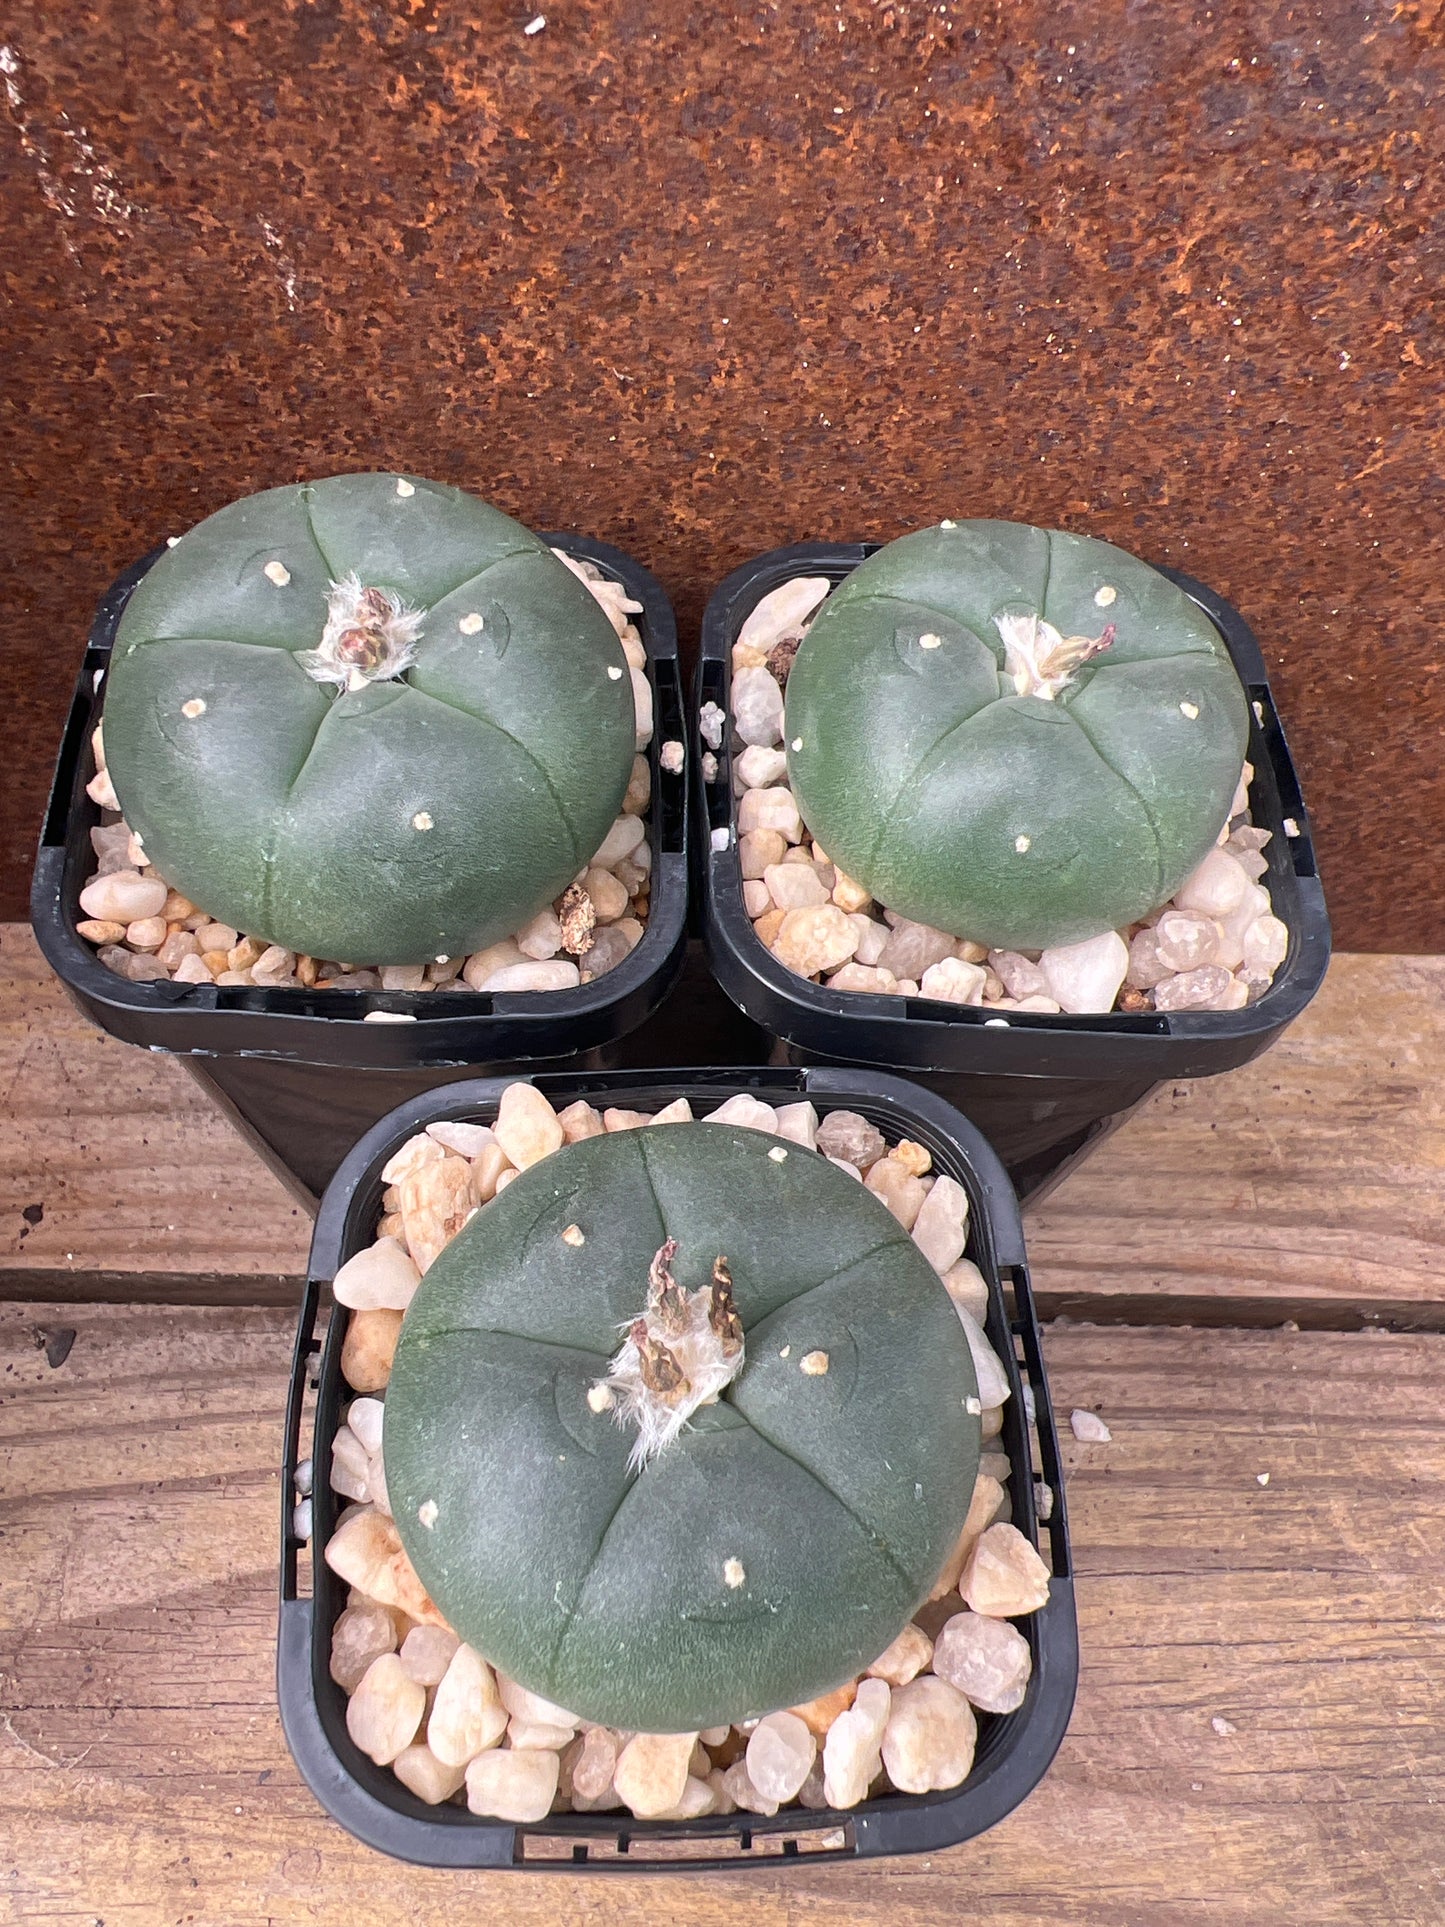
[
  {"xmin": 695, "ymin": 542, "xmax": 1331, "ymax": 1205},
  {"xmin": 31, "ymin": 533, "xmax": 690, "ymax": 1205},
  {"xmin": 279, "ymin": 1066, "xmax": 1078, "ymax": 1870}
]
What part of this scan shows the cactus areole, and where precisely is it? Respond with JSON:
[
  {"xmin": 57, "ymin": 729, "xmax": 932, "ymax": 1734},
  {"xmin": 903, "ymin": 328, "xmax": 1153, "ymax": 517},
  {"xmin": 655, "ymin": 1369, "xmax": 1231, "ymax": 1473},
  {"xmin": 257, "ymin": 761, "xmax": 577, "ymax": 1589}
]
[
  {"xmin": 383, "ymin": 1124, "xmax": 981, "ymax": 1731},
  {"xmin": 783, "ymin": 521, "xmax": 1251, "ymax": 950},
  {"xmin": 100, "ymin": 475, "xmax": 636, "ymax": 964}
]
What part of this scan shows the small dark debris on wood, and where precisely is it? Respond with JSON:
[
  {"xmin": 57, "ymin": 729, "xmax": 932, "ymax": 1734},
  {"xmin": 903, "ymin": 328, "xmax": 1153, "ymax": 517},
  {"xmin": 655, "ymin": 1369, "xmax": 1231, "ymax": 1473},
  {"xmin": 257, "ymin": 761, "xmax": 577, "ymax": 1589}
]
[{"xmin": 31, "ymin": 1326, "xmax": 77, "ymax": 1369}]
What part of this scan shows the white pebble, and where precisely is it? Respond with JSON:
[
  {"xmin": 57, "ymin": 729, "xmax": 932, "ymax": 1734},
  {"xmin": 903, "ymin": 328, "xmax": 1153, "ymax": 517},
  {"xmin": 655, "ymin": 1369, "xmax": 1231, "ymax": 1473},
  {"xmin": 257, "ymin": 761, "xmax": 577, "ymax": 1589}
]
[
  {"xmin": 631, "ymin": 665, "xmax": 654, "ymax": 748},
  {"xmin": 346, "ymin": 1654, "xmax": 424, "ymax": 1765},
  {"xmin": 1040, "ymin": 930, "xmax": 1129, "ymax": 1014},
  {"xmin": 78, "ymin": 872, "xmax": 168, "ymax": 924},
  {"xmin": 483, "ymin": 960, "xmax": 580, "ymax": 992},
  {"xmin": 428, "ymin": 1645, "xmax": 507, "ymax": 1767},
  {"xmin": 918, "ymin": 958, "xmax": 986, "ymax": 1006},
  {"xmin": 932, "ymin": 1611, "xmax": 1033, "ymax": 1714},
  {"xmin": 822, "ymin": 1677, "xmax": 891, "ymax": 1809},
  {"xmin": 736, "ymin": 743, "xmax": 789, "ymax": 789},
  {"xmin": 745, "ymin": 1712, "xmax": 816, "ymax": 1805},
  {"xmin": 1174, "ymin": 847, "xmax": 1250, "ymax": 918},
  {"xmin": 1070, "ymin": 1408, "xmax": 1112, "ymax": 1443},
  {"xmin": 704, "ymin": 1093, "xmax": 779, "ymax": 1133},
  {"xmin": 614, "ymin": 1731, "xmax": 697, "ymax": 1818},
  {"xmin": 955, "ymin": 1308, "xmax": 1011, "ymax": 1408},
  {"xmin": 347, "ymin": 1396, "xmax": 385, "ymax": 1456},
  {"xmin": 493, "ymin": 1082, "xmax": 564, "ymax": 1168},
  {"xmin": 736, "ymin": 576, "xmax": 830, "ymax": 652},
  {"xmin": 912, "ymin": 1174, "xmax": 970, "ymax": 1274},
  {"xmin": 466, "ymin": 1748, "xmax": 559, "ymax": 1821},
  {"xmin": 592, "ymin": 812, "xmax": 646, "ymax": 868},
  {"xmin": 332, "ymin": 1236, "xmax": 421, "ymax": 1312},
  {"xmin": 732, "ymin": 666, "xmax": 785, "ymax": 747}
]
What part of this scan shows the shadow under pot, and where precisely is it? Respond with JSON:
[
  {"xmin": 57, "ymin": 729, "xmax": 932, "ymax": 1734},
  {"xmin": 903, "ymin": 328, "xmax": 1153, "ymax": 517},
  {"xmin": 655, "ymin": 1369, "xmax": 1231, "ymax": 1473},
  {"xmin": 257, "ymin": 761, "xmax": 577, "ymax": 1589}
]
[
  {"xmin": 694, "ymin": 525, "xmax": 1330, "ymax": 1206},
  {"xmin": 31, "ymin": 473, "xmax": 689, "ymax": 1206},
  {"xmin": 279, "ymin": 1065, "xmax": 1077, "ymax": 1870}
]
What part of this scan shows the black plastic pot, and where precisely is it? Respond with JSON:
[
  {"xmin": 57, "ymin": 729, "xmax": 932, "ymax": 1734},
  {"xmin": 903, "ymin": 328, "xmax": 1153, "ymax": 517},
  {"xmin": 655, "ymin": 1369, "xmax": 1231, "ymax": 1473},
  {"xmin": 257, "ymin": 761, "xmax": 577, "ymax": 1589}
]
[
  {"xmin": 31, "ymin": 533, "xmax": 690, "ymax": 1206},
  {"xmin": 696, "ymin": 542, "xmax": 1332, "ymax": 1205},
  {"xmin": 279, "ymin": 1066, "xmax": 1077, "ymax": 1871}
]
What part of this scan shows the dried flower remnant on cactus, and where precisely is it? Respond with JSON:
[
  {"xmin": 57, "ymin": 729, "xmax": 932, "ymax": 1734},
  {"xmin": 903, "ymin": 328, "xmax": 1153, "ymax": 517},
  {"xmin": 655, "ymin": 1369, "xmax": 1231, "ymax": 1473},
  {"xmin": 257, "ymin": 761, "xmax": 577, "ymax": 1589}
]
[
  {"xmin": 298, "ymin": 574, "xmax": 427, "ymax": 693},
  {"xmin": 598, "ymin": 1238, "xmax": 746, "ymax": 1471},
  {"xmin": 995, "ymin": 612, "xmax": 1116, "ymax": 702}
]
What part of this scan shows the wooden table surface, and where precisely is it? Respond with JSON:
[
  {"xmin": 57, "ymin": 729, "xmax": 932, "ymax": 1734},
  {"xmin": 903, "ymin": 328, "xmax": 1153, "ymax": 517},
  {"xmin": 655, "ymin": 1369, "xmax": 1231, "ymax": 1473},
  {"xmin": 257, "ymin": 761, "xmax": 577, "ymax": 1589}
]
[{"xmin": 2, "ymin": 924, "xmax": 1443, "ymax": 1923}]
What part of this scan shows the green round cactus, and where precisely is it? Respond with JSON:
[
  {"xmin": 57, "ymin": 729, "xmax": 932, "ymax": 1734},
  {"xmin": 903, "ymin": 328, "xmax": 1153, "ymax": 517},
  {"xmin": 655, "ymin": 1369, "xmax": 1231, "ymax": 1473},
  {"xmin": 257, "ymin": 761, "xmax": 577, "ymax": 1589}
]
[
  {"xmin": 784, "ymin": 521, "xmax": 1250, "ymax": 950},
  {"xmin": 101, "ymin": 475, "xmax": 636, "ymax": 964},
  {"xmin": 383, "ymin": 1123, "xmax": 979, "ymax": 1732}
]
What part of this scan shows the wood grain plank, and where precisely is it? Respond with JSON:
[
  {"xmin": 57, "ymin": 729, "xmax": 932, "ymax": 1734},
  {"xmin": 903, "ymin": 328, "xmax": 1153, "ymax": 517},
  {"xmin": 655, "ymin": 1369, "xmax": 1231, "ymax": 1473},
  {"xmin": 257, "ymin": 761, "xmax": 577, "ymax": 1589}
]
[
  {"xmin": 6, "ymin": 927, "xmax": 1443, "ymax": 1329},
  {"xmin": 1027, "ymin": 951, "xmax": 1445, "ymax": 1328},
  {"xmin": 1, "ymin": 1304, "xmax": 1442, "ymax": 1925}
]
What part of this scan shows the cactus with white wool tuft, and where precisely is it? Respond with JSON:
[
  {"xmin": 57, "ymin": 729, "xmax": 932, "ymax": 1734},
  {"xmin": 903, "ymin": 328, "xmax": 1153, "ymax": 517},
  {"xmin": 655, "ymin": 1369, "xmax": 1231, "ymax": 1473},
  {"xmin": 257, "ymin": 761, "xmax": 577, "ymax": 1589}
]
[
  {"xmin": 100, "ymin": 474, "xmax": 637, "ymax": 964},
  {"xmin": 783, "ymin": 520, "xmax": 1251, "ymax": 951}
]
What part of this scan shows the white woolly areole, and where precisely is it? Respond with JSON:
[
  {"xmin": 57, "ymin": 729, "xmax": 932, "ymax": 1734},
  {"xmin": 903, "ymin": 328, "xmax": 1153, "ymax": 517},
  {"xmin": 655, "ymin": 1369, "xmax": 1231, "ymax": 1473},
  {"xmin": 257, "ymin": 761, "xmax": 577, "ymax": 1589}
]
[
  {"xmin": 995, "ymin": 610, "xmax": 1116, "ymax": 702},
  {"xmin": 597, "ymin": 1240, "xmax": 745, "ymax": 1473},
  {"xmin": 297, "ymin": 573, "xmax": 426, "ymax": 692}
]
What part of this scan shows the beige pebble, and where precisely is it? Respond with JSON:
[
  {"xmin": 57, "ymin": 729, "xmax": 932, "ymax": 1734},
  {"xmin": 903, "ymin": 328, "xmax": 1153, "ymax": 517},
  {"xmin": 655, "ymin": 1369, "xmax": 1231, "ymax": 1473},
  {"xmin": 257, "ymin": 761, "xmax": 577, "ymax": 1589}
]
[
  {"xmin": 341, "ymin": 1309, "xmax": 403, "ymax": 1393},
  {"xmin": 736, "ymin": 576, "xmax": 830, "ymax": 652},
  {"xmin": 743, "ymin": 878, "xmax": 772, "ymax": 918},
  {"xmin": 831, "ymin": 869, "xmax": 872, "ymax": 914},
  {"xmin": 912, "ymin": 1174, "xmax": 970, "ymax": 1274},
  {"xmin": 614, "ymin": 1731, "xmax": 697, "ymax": 1818},
  {"xmin": 774, "ymin": 1100, "xmax": 819, "ymax": 1149},
  {"xmin": 740, "ymin": 828, "xmax": 788, "ymax": 879},
  {"xmin": 196, "ymin": 922, "xmax": 239, "ymax": 954},
  {"xmin": 76, "ymin": 917, "xmax": 127, "ymax": 945},
  {"xmin": 864, "ymin": 1156, "xmax": 929, "ymax": 1231},
  {"xmin": 86, "ymin": 766, "xmax": 120, "ymax": 810},
  {"xmin": 332, "ymin": 1236, "xmax": 421, "ymax": 1312},
  {"xmin": 622, "ymin": 753, "xmax": 651, "ymax": 816},
  {"xmin": 399, "ymin": 1624, "xmax": 461, "ymax": 1688},
  {"xmin": 171, "ymin": 953, "xmax": 213, "ymax": 985},
  {"xmin": 603, "ymin": 1106, "xmax": 650, "ymax": 1132},
  {"xmin": 570, "ymin": 1726, "xmax": 622, "ymax": 1801},
  {"xmin": 483, "ymin": 960, "xmax": 581, "ymax": 992},
  {"xmin": 592, "ymin": 812, "xmax": 646, "ymax": 869},
  {"xmin": 400, "ymin": 1155, "xmax": 476, "ymax": 1272},
  {"xmin": 919, "ymin": 957, "xmax": 987, "ymax": 1005},
  {"xmin": 930, "ymin": 1473, "xmax": 1008, "ymax": 1599},
  {"xmin": 745, "ymin": 1712, "xmax": 816, "ymax": 1805},
  {"xmin": 157, "ymin": 929, "xmax": 200, "ymax": 970},
  {"xmin": 1174, "ymin": 847, "xmax": 1249, "ymax": 918},
  {"xmin": 865, "ymin": 1622, "xmax": 934, "ymax": 1687},
  {"xmin": 880, "ymin": 1676, "xmax": 977, "ymax": 1794},
  {"xmin": 381, "ymin": 1133, "xmax": 443, "ymax": 1185},
  {"xmin": 461, "ymin": 939, "xmax": 528, "ymax": 989},
  {"xmin": 822, "ymin": 1677, "xmax": 891, "ymax": 1809},
  {"xmin": 123, "ymin": 914, "xmax": 168, "ymax": 950},
  {"xmin": 954, "ymin": 1306, "xmax": 1011, "ymax": 1409},
  {"xmin": 493, "ymin": 1083, "xmax": 564, "ymax": 1168},
  {"xmin": 648, "ymin": 1097, "xmax": 694, "ymax": 1125},
  {"xmin": 719, "ymin": 1758, "xmax": 779, "ymax": 1816},
  {"xmin": 558, "ymin": 1100, "xmax": 605, "ymax": 1142},
  {"xmin": 960, "ymin": 1523, "xmax": 1052, "ymax": 1618},
  {"xmin": 584, "ymin": 867, "xmax": 631, "ymax": 922},
  {"xmin": 827, "ymin": 962, "xmax": 898, "ymax": 995},
  {"xmin": 429, "ymin": 1644, "xmax": 508, "ymax": 1767},
  {"xmin": 392, "ymin": 1744, "xmax": 466, "ymax": 1805},
  {"xmin": 704, "ymin": 1093, "xmax": 778, "ymax": 1133},
  {"xmin": 737, "ymin": 785, "xmax": 803, "ymax": 843},
  {"xmin": 941, "ymin": 1257, "xmax": 990, "ymax": 1323},
  {"xmin": 426, "ymin": 1120, "xmax": 494, "ymax": 1158},
  {"xmin": 516, "ymin": 908, "xmax": 563, "ymax": 961},
  {"xmin": 466, "ymin": 1748, "xmax": 560, "ymax": 1822},
  {"xmin": 772, "ymin": 904, "xmax": 860, "ymax": 977},
  {"xmin": 850, "ymin": 915, "xmax": 889, "ymax": 966},
  {"xmin": 347, "ymin": 1653, "xmax": 425, "ymax": 1765},
  {"xmin": 329, "ymin": 1601, "xmax": 399, "ymax": 1693},
  {"xmin": 378, "ymin": 962, "xmax": 427, "ymax": 992},
  {"xmin": 752, "ymin": 907, "xmax": 786, "ymax": 949},
  {"xmin": 764, "ymin": 861, "xmax": 829, "ymax": 912},
  {"xmin": 788, "ymin": 1681, "xmax": 856, "ymax": 1739}
]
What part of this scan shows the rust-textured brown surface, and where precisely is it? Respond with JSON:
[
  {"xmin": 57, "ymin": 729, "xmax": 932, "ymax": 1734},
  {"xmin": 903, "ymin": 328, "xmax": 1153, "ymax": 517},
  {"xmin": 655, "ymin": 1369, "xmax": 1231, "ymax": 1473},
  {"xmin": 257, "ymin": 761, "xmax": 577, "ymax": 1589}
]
[{"xmin": 1, "ymin": 0, "xmax": 1441, "ymax": 942}]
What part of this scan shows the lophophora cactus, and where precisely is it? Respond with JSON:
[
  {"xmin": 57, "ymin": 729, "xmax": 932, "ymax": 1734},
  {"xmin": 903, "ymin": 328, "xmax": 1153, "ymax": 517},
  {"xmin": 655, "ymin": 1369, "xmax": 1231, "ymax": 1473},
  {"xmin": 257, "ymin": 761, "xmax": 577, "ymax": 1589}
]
[
  {"xmin": 783, "ymin": 521, "xmax": 1250, "ymax": 951},
  {"xmin": 100, "ymin": 474, "xmax": 637, "ymax": 965},
  {"xmin": 382, "ymin": 1124, "xmax": 979, "ymax": 1733}
]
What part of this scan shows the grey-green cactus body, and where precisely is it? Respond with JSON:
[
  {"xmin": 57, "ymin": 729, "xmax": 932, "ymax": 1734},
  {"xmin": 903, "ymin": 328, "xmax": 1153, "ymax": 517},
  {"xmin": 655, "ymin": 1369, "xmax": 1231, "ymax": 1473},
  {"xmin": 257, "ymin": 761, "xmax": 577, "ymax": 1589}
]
[
  {"xmin": 784, "ymin": 522, "xmax": 1250, "ymax": 950},
  {"xmin": 101, "ymin": 475, "xmax": 636, "ymax": 963},
  {"xmin": 384, "ymin": 1124, "xmax": 980, "ymax": 1732}
]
